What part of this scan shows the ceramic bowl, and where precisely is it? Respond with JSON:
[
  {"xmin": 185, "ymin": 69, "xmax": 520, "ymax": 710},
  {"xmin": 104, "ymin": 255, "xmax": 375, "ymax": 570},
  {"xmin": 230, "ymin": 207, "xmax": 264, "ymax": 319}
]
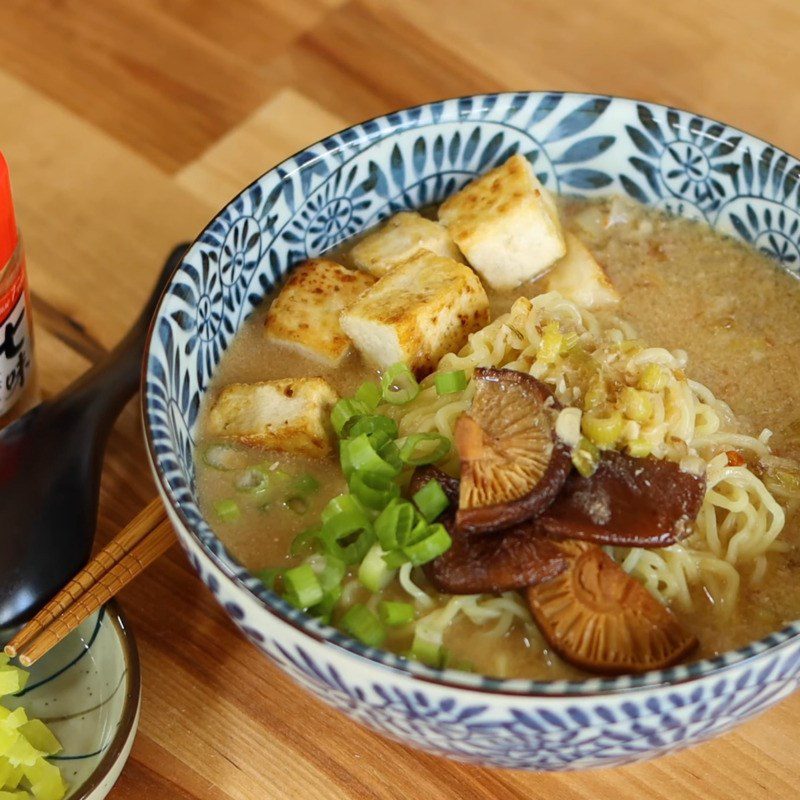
[
  {"xmin": 143, "ymin": 93, "xmax": 800, "ymax": 770},
  {"xmin": 5, "ymin": 602, "xmax": 140, "ymax": 797}
]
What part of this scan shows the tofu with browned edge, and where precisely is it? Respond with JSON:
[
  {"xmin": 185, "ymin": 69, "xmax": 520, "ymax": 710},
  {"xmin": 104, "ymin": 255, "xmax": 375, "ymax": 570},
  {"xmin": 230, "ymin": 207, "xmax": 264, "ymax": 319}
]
[
  {"xmin": 350, "ymin": 211, "xmax": 462, "ymax": 277},
  {"xmin": 340, "ymin": 250, "xmax": 489, "ymax": 375},
  {"xmin": 544, "ymin": 233, "xmax": 620, "ymax": 309},
  {"xmin": 438, "ymin": 153, "xmax": 566, "ymax": 290},
  {"xmin": 206, "ymin": 378, "xmax": 338, "ymax": 458},
  {"xmin": 265, "ymin": 259, "xmax": 374, "ymax": 365}
]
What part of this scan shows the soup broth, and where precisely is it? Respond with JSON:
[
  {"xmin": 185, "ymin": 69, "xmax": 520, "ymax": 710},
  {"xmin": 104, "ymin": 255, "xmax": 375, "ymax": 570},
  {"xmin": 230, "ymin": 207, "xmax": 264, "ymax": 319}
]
[{"xmin": 196, "ymin": 196, "xmax": 800, "ymax": 680}]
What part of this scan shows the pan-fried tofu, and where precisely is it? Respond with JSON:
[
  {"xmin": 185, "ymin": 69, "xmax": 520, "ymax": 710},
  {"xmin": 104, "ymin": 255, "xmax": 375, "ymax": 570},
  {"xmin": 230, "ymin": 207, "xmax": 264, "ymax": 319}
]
[
  {"xmin": 340, "ymin": 250, "xmax": 489, "ymax": 375},
  {"xmin": 350, "ymin": 211, "xmax": 462, "ymax": 277},
  {"xmin": 265, "ymin": 259, "xmax": 374, "ymax": 366},
  {"xmin": 438, "ymin": 153, "xmax": 566, "ymax": 290},
  {"xmin": 544, "ymin": 233, "xmax": 619, "ymax": 309},
  {"xmin": 206, "ymin": 378, "xmax": 338, "ymax": 458}
]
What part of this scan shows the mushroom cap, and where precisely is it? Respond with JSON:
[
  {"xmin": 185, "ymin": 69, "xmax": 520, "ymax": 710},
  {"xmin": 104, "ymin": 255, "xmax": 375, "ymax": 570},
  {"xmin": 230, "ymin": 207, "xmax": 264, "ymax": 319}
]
[
  {"xmin": 526, "ymin": 542, "xmax": 698, "ymax": 674},
  {"xmin": 539, "ymin": 450, "xmax": 706, "ymax": 548},
  {"xmin": 424, "ymin": 525, "xmax": 568, "ymax": 594},
  {"xmin": 455, "ymin": 368, "xmax": 572, "ymax": 534},
  {"xmin": 410, "ymin": 466, "xmax": 568, "ymax": 594}
]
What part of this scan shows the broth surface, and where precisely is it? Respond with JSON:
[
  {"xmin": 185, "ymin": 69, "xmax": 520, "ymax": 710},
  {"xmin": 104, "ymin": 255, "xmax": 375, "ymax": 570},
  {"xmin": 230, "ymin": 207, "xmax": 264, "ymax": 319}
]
[{"xmin": 196, "ymin": 196, "xmax": 800, "ymax": 679}]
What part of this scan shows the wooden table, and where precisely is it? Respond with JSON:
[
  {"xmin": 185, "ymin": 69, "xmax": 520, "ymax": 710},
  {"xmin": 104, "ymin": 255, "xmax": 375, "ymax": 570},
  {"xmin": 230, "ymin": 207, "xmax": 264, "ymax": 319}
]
[{"xmin": 1, "ymin": 1, "xmax": 798, "ymax": 797}]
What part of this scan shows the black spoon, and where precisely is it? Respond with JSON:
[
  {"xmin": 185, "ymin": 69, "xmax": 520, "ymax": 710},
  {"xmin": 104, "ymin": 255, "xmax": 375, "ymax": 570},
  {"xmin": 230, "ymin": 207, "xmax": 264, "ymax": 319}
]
[{"xmin": 0, "ymin": 243, "xmax": 189, "ymax": 630}]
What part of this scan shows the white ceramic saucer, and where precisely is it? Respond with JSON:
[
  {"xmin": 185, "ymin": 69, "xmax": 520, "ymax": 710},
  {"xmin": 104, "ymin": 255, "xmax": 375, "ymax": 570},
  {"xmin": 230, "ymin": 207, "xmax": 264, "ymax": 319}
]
[{"xmin": 4, "ymin": 602, "xmax": 140, "ymax": 799}]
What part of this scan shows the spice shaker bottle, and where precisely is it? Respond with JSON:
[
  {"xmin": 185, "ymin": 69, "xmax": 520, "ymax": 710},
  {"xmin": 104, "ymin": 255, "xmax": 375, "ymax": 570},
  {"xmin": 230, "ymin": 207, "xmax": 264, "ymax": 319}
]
[{"xmin": 0, "ymin": 151, "xmax": 37, "ymax": 427}]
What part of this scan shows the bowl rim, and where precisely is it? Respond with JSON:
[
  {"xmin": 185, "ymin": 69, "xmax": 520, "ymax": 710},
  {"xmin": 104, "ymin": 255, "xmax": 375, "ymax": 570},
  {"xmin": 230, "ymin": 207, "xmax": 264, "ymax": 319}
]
[{"xmin": 143, "ymin": 90, "xmax": 800, "ymax": 698}]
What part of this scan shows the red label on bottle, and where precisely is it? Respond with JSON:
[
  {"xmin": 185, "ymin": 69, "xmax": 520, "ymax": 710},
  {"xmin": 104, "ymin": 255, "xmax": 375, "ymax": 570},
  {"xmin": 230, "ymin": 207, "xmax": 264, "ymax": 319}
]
[{"xmin": 0, "ymin": 257, "xmax": 32, "ymax": 415}]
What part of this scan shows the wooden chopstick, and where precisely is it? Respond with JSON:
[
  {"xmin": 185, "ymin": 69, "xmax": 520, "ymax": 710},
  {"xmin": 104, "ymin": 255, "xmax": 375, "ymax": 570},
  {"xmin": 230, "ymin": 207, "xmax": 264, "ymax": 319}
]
[{"xmin": 5, "ymin": 498, "xmax": 173, "ymax": 666}]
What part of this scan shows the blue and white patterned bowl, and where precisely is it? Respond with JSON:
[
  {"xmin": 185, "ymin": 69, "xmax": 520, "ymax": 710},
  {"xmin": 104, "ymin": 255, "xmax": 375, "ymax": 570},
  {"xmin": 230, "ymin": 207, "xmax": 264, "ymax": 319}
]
[{"xmin": 143, "ymin": 93, "xmax": 800, "ymax": 770}]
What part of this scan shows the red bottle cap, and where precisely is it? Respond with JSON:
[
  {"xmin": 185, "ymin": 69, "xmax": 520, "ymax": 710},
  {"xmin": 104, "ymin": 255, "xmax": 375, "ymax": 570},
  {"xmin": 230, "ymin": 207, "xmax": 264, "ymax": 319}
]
[{"xmin": 0, "ymin": 151, "xmax": 19, "ymax": 268}]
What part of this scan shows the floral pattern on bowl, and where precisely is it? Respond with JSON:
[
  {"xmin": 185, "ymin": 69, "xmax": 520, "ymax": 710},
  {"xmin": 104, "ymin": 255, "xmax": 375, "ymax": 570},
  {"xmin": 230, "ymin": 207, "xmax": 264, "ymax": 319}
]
[{"xmin": 144, "ymin": 93, "xmax": 800, "ymax": 770}]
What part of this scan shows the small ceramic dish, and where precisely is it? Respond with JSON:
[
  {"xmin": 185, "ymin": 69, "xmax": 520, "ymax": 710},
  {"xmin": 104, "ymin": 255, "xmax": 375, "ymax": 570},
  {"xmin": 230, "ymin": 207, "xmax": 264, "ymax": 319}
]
[
  {"xmin": 4, "ymin": 602, "xmax": 140, "ymax": 798},
  {"xmin": 143, "ymin": 93, "xmax": 800, "ymax": 770}
]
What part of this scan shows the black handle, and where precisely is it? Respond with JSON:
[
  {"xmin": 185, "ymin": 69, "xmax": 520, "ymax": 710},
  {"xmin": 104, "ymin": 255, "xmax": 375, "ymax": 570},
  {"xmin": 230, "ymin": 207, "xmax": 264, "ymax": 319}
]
[{"xmin": 65, "ymin": 243, "xmax": 189, "ymax": 423}]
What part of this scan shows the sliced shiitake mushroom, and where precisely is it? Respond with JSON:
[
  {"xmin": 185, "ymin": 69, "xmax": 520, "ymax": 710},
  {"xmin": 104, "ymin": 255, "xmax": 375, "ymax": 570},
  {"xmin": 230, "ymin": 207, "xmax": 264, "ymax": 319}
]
[
  {"xmin": 526, "ymin": 541, "xmax": 698, "ymax": 674},
  {"xmin": 539, "ymin": 450, "xmax": 706, "ymax": 548},
  {"xmin": 424, "ymin": 524, "xmax": 568, "ymax": 594},
  {"xmin": 455, "ymin": 368, "xmax": 572, "ymax": 534},
  {"xmin": 409, "ymin": 467, "xmax": 568, "ymax": 594}
]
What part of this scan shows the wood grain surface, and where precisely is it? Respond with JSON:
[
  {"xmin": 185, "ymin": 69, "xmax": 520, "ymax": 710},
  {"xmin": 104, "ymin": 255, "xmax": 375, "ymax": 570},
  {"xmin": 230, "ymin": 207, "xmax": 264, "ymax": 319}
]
[{"xmin": 1, "ymin": 1, "xmax": 798, "ymax": 797}]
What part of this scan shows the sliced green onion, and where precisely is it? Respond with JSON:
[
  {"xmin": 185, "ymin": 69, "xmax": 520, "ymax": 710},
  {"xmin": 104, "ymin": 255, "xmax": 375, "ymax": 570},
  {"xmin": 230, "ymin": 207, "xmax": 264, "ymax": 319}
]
[
  {"xmin": 319, "ymin": 495, "xmax": 375, "ymax": 564},
  {"xmin": 290, "ymin": 527, "xmax": 321, "ymax": 557},
  {"xmin": 358, "ymin": 543, "xmax": 397, "ymax": 592},
  {"xmin": 380, "ymin": 362, "xmax": 420, "ymax": 405},
  {"xmin": 403, "ymin": 523, "xmax": 452, "ymax": 565},
  {"xmin": 203, "ymin": 443, "xmax": 250, "ymax": 470},
  {"xmin": 435, "ymin": 370, "xmax": 467, "ymax": 395},
  {"xmin": 349, "ymin": 471, "xmax": 400, "ymax": 510},
  {"xmin": 377, "ymin": 439, "xmax": 403, "ymax": 472},
  {"xmin": 398, "ymin": 433, "xmax": 451, "ymax": 466},
  {"xmin": 355, "ymin": 381, "xmax": 382, "ymax": 410},
  {"xmin": 255, "ymin": 567, "xmax": 282, "ymax": 590},
  {"xmin": 346, "ymin": 414, "xmax": 398, "ymax": 440},
  {"xmin": 284, "ymin": 495, "xmax": 309, "ymax": 515},
  {"xmin": 378, "ymin": 601, "xmax": 415, "ymax": 627},
  {"xmin": 321, "ymin": 493, "xmax": 369, "ymax": 525},
  {"xmin": 412, "ymin": 479, "xmax": 450, "ymax": 522},
  {"xmin": 234, "ymin": 466, "xmax": 269, "ymax": 495},
  {"xmin": 382, "ymin": 548, "xmax": 410, "ymax": 569},
  {"xmin": 331, "ymin": 398, "xmax": 371, "ymax": 436},
  {"xmin": 342, "ymin": 433, "xmax": 401, "ymax": 477},
  {"xmin": 319, "ymin": 556, "xmax": 346, "ymax": 593},
  {"xmin": 311, "ymin": 586, "xmax": 342, "ymax": 624},
  {"xmin": 214, "ymin": 498, "xmax": 240, "ymax": 522},
  {"xmin": 341, "ymin": 604, "xmax": 386, "ymax": 647},
  {"xmin": 411, "ymin": 631, "xmax": 443, "ymax": 667},
  {"xmin": 405, "ymin": 516, "xmax": 430, "ymax": 546},
  {"xmin": 375, "ymin": 499, "xmax": 416, "ymax": 550},
  {"xmin": 291, "ymin": 473, "xmax": 320, "ymax": 495},
  {"xmin": 283, "ymin": 564, "xmax": 324, "ymax": 608}
]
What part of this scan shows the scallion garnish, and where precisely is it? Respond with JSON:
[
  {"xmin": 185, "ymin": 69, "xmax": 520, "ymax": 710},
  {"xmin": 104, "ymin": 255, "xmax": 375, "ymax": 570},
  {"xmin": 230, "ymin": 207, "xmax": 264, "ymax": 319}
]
[
  {"xmin": 411, "ymin": 631, "xmax": 442, "ymax": 667},
  {"xmin": 346, "ymin": 414, "xmax": 398, "ymax": 440},
  {"xmin": 398, "ymin": 433, "xmax": 451, "ymax": 466},
  {"xmin": 283, "ymin": 564, "xmax": 324, "ymax": 609},
  {"xmin": 412, "ymin": 479, "xmax": 450, "ymax": 522},
  {"xmin": 214, "ymin": 498, "xmax": 240, "ymax": 522},
  {"xmin": 234, "ymin": 466, "xmax": 269, "ymax": 495},
  {"xmin": 434, "ymin": 369, "xmax": 467, "ymax": 395},
  {"xmin": 403, "ymin": 523, "xmax": 452, "ymax": 565},
  {"xmin": 349, "ymin": 470, "xmax": 401, "ymax": 510},
  {"xmin": 331, "ymin": 398, "xmax": 371, "ymax": 436},
  {"xmin": 291, "ymin": 473, "xmax": 320, "ymax": 495},
  {"xmin": 319, "ymin": 556, "xmax": 346, "ymax": 592},
  {"xmin": 380, "ymin": 362, "xmax": 420, "ymax": 405},
  {"xmin": 378, "ymin": 600, "xmax": 415, "ymax": 627},
  {"xmin": 203, "ymin": 443, "xmax": 250, "ymax": 470},
  {"xmin": 358, "ymin": 543, "xmax": 396, "ymax": 592},
  {"xmin": 374, "ymin": 499, "xmax": 416, "ymax": 550},
  {"xmin": 341, "ymin": 604, "xmax": 386, "ymax": 647},
  {"xmin": 290, "ymin": 527, "xmax": 320, "ymax": 557},
  {"xmin": 341, "ymin": 433, "xmax": 401, "ymax": 477},
  {"xmin": 355, "ymin": 380, "xmax": 382, "ymax": 410}
]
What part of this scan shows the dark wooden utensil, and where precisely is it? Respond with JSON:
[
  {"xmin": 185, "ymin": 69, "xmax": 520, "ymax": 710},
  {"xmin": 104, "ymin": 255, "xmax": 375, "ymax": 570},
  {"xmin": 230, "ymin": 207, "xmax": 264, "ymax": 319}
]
[{"xmin": 0, "ymin": 243, "xmax": 188, "ymax": 630}]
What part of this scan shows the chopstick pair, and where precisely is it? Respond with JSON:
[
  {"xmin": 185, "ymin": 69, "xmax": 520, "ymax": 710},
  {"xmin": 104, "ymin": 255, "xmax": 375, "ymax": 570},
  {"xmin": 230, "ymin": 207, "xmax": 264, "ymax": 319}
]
[{"xmin": 5, "ymin": 498, "xmax": 173, "ymax": 666}]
